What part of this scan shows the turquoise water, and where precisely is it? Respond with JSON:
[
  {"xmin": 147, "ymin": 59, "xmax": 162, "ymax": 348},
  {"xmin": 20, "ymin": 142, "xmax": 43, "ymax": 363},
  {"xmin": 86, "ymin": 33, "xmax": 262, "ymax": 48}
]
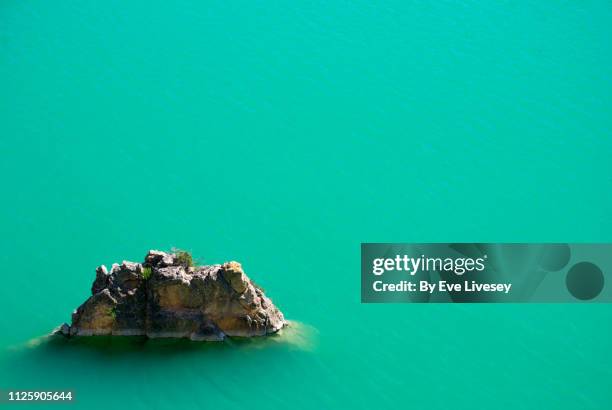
[{"xmin": 1, "ymin": 1, "xmax": 611, "ymax": 408}]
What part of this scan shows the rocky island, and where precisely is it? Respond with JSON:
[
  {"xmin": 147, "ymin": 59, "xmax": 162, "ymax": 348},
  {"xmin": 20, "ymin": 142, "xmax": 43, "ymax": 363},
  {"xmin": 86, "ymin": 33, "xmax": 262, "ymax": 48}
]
[{"xmin": 58, "ymin": 250, "xmax": 286, "ymax": 341}]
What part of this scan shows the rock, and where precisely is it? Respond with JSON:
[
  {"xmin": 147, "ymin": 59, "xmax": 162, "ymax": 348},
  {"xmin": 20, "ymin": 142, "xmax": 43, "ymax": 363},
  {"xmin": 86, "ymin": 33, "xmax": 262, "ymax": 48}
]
[
  {"xmin": 144, "ymin": 250, "xmax": 177, "ymax": 268},
  {"xmin": 61, "ymin": 250, "xmax": 286, "ymax": 341},
  {"xmin": 70, "ymin": 288, "xmax": 117, "ymax": 336},
  {"xmin": 91, "ymin": 265, "xmax": 109, "ymax": 294},
  {"xmin": 112, "ymin": 262, "xmax": 143, "ymax": 291},
  {"xmin": 221, "ymin": 261, "xmax": 248, "ymax": 293}
]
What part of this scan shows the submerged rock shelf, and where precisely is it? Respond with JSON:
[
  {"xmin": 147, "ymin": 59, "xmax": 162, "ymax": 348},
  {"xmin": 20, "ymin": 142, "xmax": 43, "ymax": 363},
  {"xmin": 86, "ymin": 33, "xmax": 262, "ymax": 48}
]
[{"xmin": 58, "ymin": 250, "xmax": 286, "ymax": 341}]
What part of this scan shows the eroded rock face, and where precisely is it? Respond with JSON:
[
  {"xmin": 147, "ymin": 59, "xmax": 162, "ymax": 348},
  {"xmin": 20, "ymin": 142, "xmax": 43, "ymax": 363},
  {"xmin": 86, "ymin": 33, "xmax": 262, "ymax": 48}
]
[{"xmin": 61, "ymin": 251, "xmax": 286, "ymax": 341}]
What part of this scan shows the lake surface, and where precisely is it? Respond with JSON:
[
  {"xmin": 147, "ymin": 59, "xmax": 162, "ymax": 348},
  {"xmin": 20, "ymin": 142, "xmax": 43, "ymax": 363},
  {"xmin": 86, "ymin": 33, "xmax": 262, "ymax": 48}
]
[{"xmin": 1, "ymin": 1, "xmax": 611, "ymax": 409}]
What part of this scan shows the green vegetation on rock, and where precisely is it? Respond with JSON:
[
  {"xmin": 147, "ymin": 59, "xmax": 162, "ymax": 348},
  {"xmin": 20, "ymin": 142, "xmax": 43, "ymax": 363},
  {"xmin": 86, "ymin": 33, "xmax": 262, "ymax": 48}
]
[{"xmin": 174, "ymin": 249, "xmax": 194, "ymax": 267}]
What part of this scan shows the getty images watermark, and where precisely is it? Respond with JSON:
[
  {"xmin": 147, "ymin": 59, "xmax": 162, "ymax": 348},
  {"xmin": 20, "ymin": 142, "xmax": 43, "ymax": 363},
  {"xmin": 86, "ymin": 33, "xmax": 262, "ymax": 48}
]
[{"xmin": 361, "ymin": 243, "xmax": 610, "ymax": 303}]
